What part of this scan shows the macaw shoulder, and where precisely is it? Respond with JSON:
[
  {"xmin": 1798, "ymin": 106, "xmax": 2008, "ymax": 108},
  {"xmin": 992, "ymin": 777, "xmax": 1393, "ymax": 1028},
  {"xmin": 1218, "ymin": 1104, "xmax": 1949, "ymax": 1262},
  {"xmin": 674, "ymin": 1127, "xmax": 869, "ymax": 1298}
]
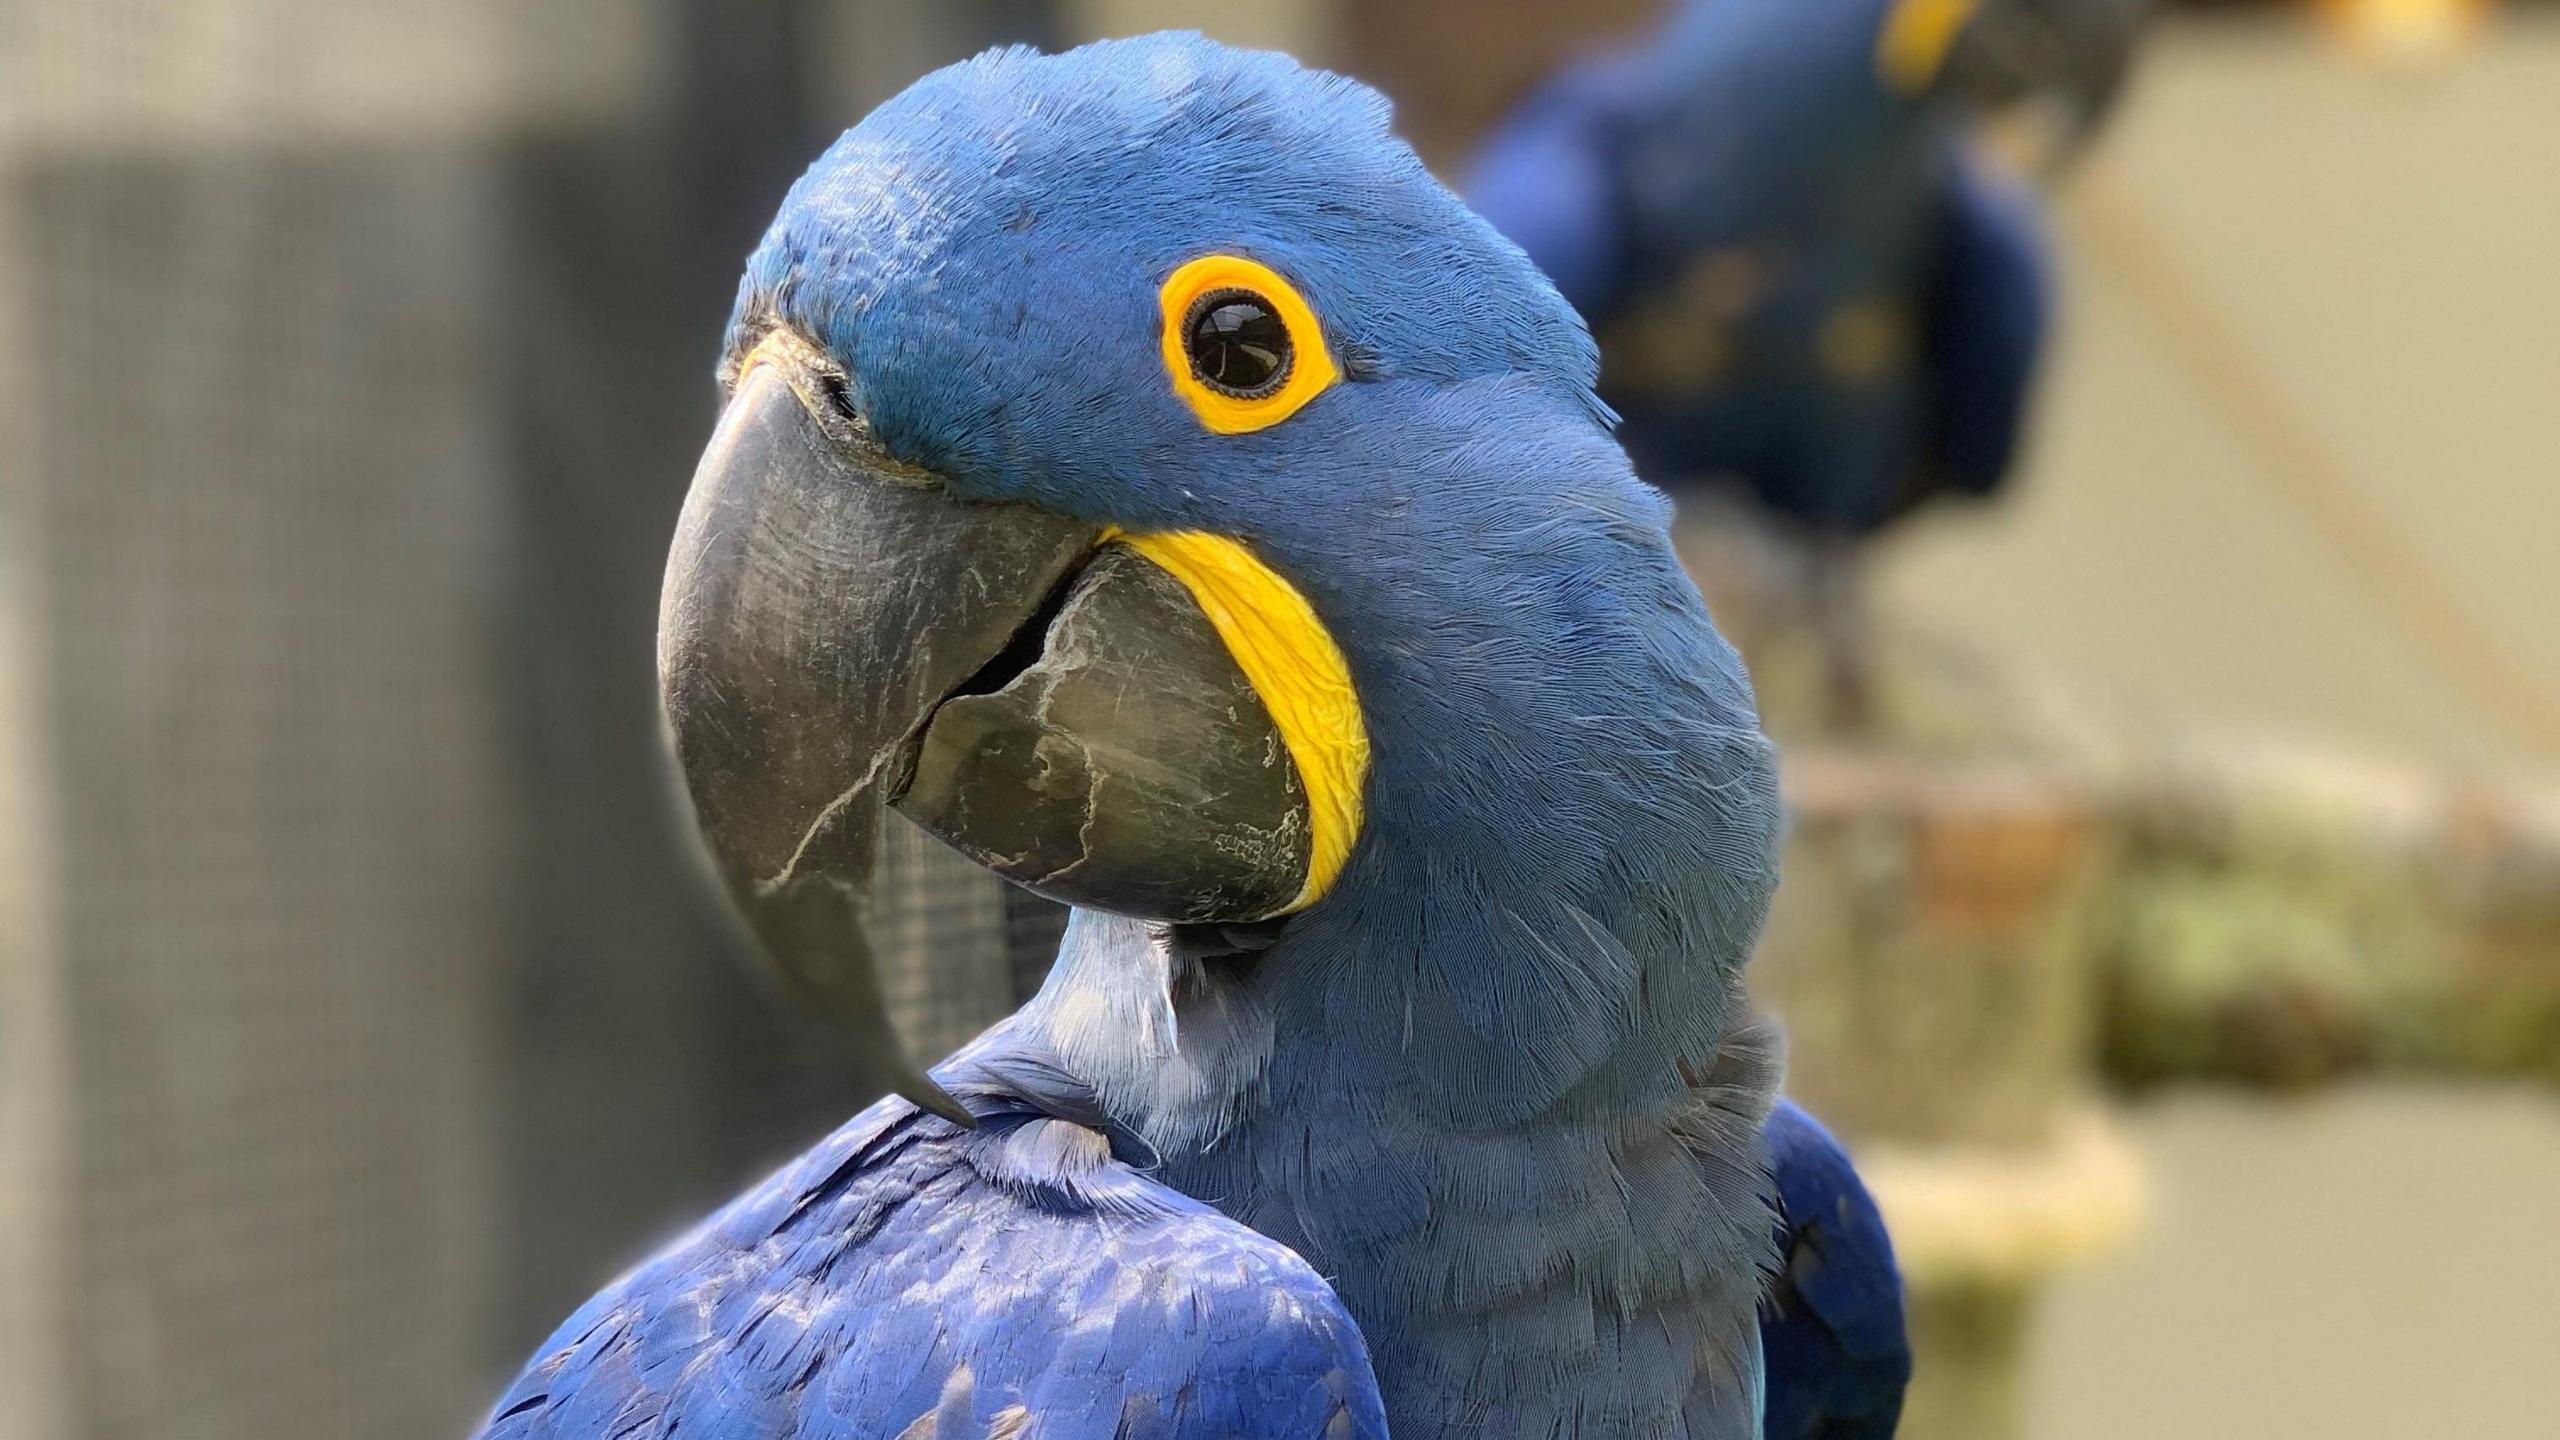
[
  {"xmin": 1759, "ymin": 1098, "xmax": 1911, "ymax": 1440},
  {"xmin": 478, "ymin": 1064, "xmax": 1387, "ymax": 1440}
]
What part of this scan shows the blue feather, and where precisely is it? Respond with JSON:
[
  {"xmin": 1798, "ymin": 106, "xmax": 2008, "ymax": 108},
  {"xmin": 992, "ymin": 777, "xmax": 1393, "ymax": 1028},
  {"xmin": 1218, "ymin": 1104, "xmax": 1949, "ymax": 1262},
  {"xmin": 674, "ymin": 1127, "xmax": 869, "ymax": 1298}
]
[
  {"xmin": 1920, "ymin": 151, "xmax": 2050, "ymax": 498},
  {"xmin": 1759, "ymin": 1101, "xmax": 1912, "ymax": 1440},
  {"xmin": 477, "ymin": 1026, "xmax": 1389, "ymax": 1440}
]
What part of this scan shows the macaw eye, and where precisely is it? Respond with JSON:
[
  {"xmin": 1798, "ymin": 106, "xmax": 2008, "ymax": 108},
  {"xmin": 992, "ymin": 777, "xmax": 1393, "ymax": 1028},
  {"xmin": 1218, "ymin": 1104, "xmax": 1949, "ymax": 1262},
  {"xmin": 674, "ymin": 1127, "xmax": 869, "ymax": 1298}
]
[
  {"xmin": 1159, "ymin": 254, "xmax": 1340, "ymax": 435},
  {"xmin": 1185, "ymin": 290, "xmax": 1292, "ymax": 398}
]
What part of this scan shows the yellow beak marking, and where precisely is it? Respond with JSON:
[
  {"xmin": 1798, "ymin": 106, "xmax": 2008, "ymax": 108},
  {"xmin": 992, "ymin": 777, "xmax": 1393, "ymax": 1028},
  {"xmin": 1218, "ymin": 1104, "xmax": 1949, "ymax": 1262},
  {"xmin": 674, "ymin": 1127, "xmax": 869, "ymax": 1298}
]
[{"xmin": 1103, "ymin": 528, "xmax": 1369, "ymax": 914}]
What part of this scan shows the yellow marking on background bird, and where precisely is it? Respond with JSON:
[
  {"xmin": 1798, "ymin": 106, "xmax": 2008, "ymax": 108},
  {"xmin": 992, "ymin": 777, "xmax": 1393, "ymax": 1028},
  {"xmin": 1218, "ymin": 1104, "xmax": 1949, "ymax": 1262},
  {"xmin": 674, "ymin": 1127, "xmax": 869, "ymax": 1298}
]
[
  {"xmin": 1102, "ymin": 528, "xmax": 1368, "ymax": 912},
  {"xmin": 1877, "ymin": 0, "xmax": 1984, "ymax": 94},
  {"xmin": 1816, "ymin": 301, "xmax": 1912, "ymax": 384}
]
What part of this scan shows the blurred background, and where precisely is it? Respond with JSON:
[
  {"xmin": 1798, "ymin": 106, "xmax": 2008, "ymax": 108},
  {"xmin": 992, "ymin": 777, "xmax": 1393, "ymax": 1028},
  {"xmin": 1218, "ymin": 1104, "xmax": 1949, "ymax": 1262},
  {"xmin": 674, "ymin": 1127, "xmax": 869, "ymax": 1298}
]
[{"xmin": 0, "ymin": 2, "xmax": 2552, "ymax": 1438}]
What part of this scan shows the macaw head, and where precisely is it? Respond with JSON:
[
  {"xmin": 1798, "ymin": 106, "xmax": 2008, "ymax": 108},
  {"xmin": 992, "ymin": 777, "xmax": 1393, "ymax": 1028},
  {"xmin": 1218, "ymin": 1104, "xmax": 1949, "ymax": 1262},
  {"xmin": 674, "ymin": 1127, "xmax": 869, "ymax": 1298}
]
[
  {"xmin": 1874, "ymin": 0, "xmax": 2149, "ymax": 152},
  {"xmin": 659, "ymin": 34, "xmax": 1778, "ymax": 1125}
]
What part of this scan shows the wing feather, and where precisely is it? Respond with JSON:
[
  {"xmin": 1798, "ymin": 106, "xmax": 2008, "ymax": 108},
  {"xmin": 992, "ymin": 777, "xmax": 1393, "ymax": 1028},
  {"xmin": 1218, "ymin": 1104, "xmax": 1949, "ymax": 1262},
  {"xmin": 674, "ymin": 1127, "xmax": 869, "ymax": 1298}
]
[
  {"xmin": 1757, "ymin": 1099, "xmax": 1911, "ymax": 1440},
  {"xmin": 479, "ymin": 1049, "xmax": 1386, "ymax": 1440}
]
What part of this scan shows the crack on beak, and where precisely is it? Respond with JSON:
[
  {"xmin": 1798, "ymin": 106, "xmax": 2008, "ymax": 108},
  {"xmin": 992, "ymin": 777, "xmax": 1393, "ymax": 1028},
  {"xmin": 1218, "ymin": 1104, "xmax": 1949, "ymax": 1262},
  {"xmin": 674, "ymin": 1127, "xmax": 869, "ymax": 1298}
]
[
  {"xmin": 762, "ymin": 543, "xmax": 1105, "ymax": 898},
  {"xmin": 756, "ymin": 752, "xmax": 898, "ymax": 897},
  {"xmin": 924, "ymin": 546, "xmax": 1095, "ymax": 716},
  {"xmin": 1026, "ymin": 760, "xmax": 1111, "ymax": 895}
]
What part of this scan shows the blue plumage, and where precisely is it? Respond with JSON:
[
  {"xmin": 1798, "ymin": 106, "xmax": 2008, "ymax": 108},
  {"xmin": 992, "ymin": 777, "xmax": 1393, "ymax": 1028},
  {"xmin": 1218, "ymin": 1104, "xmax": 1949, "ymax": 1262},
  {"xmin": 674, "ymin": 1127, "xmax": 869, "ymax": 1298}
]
[
  {"xmin": 483, "ymin": 33, "xmax": 1904, "ymax": 1439},
  {"xmin": 1920, "ymin": 152, "xmax": 2048, "ymax": 499},
  {"xmin": 1760, "ymin": 1102, "xmax": 1912, "ymax": 1440},
  {"xmin": 1464, "ymin": 0, "xmax": 2059, "ymax": 534},
  {"xmin": 482, "ymin": 1027, "xmax": 1388, "ymax": 1438}
]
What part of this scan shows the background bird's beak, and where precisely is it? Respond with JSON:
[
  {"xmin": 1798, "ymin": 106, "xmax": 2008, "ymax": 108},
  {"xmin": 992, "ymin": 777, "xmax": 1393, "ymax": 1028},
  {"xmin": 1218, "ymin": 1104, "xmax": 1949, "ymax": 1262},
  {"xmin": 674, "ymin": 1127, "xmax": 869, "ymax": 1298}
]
[
  {"xmin": 657, "ymin": 346, "xmax": 1322, "ymax": 1123},
  {"xmin": 1934, "ymin": 0, "xmax": 2149, "ymax": 170}
]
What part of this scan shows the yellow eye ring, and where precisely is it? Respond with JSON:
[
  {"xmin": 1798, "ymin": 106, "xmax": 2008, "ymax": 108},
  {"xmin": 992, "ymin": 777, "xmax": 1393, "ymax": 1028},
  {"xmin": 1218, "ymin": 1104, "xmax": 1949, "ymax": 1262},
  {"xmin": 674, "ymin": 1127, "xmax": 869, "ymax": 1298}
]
[{"xmin": 1159, "ymin": 254, "xmax": 1340, "ymax": 435}]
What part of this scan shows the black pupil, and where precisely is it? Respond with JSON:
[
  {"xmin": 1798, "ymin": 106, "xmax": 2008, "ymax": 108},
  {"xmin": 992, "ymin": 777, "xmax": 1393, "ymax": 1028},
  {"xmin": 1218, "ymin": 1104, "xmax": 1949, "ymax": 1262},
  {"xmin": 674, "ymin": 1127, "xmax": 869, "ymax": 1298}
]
[{"xmin": 1187, "ymin": 291, "xmax": 1292, "ymax": 397}]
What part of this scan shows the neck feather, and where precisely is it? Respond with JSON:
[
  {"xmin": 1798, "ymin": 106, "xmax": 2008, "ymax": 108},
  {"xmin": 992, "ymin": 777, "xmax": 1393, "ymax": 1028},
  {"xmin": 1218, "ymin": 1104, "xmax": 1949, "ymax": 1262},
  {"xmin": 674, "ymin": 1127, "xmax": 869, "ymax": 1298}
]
[{"xmin": 1020, "ymin": 389, "xmax": 1785, "ymax": 1434}]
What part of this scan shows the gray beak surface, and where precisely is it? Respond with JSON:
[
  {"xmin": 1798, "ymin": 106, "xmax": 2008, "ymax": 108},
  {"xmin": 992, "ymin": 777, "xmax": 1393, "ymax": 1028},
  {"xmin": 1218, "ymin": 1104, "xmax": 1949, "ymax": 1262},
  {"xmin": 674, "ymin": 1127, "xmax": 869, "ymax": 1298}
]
[
  {"xmin": 658, "ymin": 347, "xmax": 1314, "ymax": 1123},
  {"xmin": 1944, "ymin": 0, "xmax": 2149, "ymax": 169}
]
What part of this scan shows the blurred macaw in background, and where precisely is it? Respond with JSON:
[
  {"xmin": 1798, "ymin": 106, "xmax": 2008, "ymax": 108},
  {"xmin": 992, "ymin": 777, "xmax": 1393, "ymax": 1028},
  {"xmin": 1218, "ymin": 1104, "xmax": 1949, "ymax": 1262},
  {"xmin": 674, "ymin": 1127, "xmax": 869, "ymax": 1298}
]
[
  {"xmin": 1466, "ymin": 0, "xmax": 2145, "ymax": 722},
  {"xmin": 1467, "ymin": 0, "xmax": 2146, "ymax": 534},
  {"xmin": 479, "ymin": 34, "xmax": 1902, "ymax": 1440}
]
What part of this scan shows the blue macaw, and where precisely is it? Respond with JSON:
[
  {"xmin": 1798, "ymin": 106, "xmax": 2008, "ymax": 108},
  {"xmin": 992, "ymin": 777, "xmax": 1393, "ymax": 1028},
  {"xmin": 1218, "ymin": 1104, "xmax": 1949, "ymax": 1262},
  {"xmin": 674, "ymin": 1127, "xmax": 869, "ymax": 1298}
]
[
  {"xmin": 481, "ymin": 34, "xmax": 1902, "ymax": 1440},
  {"xmin": 1465, "ymin": 0, "xmax": 2143, "ymax": 537}
]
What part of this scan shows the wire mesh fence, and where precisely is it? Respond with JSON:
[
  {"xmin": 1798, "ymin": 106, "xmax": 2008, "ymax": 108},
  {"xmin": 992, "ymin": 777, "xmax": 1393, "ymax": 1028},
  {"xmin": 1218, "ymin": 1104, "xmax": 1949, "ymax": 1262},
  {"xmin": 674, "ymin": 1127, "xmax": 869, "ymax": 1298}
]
[{"xmin": 1, "ymin": 5, "xmax": 1060, "ymax": 1436}]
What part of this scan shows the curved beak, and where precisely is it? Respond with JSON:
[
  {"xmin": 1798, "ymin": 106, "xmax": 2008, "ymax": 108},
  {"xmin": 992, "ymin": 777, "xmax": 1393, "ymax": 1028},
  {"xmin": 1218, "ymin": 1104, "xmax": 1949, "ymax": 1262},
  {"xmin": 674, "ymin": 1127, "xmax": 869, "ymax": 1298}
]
[
  {"xmin": 658, "ymin": 342, "xmax": 1337, "ymax": 1122},
  {"xmin": 1889, "ymin": 0, "xmax": 2149, "ymax": 171}
]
